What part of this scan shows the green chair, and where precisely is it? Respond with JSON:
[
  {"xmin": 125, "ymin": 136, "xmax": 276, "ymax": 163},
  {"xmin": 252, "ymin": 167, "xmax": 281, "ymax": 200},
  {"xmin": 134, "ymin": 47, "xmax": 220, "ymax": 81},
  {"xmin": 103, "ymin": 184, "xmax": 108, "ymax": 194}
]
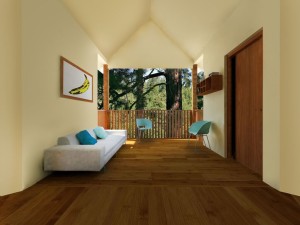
[
  {"xmin": 136, "ymin": 118, "xmax": 152, "ymax": 139},
  {"xmin": 188, "ymin": 120, "xmax": 211, "ymax": 149}
]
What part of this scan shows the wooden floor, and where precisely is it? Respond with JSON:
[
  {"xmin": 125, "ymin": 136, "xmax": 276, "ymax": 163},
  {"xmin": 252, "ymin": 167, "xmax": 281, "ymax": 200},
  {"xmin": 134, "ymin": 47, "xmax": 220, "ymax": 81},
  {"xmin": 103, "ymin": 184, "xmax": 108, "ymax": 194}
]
[{"xmin": 0, "ymin": 139, "xmax": 299, "ymax": 225}]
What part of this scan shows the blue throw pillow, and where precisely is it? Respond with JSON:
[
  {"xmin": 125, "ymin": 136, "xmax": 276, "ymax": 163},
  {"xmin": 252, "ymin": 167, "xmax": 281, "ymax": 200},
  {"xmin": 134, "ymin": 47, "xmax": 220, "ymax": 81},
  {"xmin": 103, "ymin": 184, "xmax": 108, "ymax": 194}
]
[
  {"xmin": 93, "ymin": 126, "xmax": 108, "ymax": 139},
  {"xmin": 76, "ymin": 130, "xmax": 97, "ymax": 145}
]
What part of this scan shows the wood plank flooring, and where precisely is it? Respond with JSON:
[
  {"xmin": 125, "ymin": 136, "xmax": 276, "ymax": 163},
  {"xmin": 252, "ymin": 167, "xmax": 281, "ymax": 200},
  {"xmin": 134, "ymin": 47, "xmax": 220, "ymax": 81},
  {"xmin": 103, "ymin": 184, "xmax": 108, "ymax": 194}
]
[{"xmin": 0, "ymin": 139, "xmax": 299, "ymax": 225}]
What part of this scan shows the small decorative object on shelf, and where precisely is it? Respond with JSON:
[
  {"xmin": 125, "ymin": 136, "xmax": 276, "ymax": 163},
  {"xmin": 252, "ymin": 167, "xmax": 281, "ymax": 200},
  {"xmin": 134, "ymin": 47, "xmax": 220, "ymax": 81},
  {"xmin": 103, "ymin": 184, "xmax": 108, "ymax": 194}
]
[
  {"xmin": 198, "ymin": 71, "xmax": 205, "ymax": 81},
  {"xmin": 208, "ymin": 72, "xmax": 220, "ymax": 77},
  {"xmin": 197, "ymin": 73, "xmax": 223, "ymax": 96}
]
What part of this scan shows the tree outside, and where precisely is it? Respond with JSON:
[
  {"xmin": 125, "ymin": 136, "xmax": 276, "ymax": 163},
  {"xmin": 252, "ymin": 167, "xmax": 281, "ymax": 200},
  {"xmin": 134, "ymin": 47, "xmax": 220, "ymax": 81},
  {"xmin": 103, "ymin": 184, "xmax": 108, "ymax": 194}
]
[{"xmin": 98, "ymin": 68, "xmax": 203, "ymax": 110}]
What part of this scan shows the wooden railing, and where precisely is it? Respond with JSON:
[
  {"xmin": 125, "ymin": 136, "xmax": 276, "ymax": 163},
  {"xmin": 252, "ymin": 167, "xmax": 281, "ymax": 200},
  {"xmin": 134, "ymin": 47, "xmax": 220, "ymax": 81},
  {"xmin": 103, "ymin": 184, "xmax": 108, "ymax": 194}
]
[{"xmin": 98, "ymin": 110, "xmax": 203, "ymax": 139}]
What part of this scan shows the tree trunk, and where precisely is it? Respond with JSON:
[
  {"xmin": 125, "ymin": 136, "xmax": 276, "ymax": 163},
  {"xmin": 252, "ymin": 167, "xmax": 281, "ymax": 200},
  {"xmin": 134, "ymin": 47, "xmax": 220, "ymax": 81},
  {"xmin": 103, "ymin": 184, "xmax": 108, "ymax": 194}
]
[
  {"xmin": 135, "ymin": 69, "xmax": 145, "ymax": 110},
  {"xmin": 165, "ymin": 69, "xmax": 182, "ymax": 110},
  {"xmin": 165, "ymin": 69, "xmax": 182, "ymax": 138}
]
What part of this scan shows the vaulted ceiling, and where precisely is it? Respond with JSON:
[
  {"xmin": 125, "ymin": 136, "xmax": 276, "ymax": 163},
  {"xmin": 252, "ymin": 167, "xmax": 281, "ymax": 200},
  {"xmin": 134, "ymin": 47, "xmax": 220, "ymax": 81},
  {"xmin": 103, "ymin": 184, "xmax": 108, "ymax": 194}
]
[{"xmin": 62, "ymin": 0, "xmax": 243, "ymax": 67}]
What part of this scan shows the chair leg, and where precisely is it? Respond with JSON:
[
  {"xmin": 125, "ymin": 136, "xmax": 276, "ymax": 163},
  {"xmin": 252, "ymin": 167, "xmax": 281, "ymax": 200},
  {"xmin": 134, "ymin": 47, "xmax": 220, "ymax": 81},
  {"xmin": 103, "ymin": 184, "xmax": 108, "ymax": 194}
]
[
  {"xmin": 203, "ymin": 135, "xmax": 211, "ymax": 149},
  {"xmin": 138, "ymin": 130, "xmax": 144, "ymax": 141},
  {"xmin": 137, "ymin": 129, "xmax": 140, "ymax": 141},
  {"xmin": 202, "ymin": 135, "xmax": 206, "ymax": 147}
]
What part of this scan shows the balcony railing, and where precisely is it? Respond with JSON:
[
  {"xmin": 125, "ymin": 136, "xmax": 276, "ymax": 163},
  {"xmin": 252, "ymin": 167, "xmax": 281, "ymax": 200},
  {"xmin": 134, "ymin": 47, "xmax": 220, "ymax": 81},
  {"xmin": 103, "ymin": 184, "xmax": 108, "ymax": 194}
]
[{"xmin": 98, "ymin": 110, "xmax": 202, "ymax": 139}]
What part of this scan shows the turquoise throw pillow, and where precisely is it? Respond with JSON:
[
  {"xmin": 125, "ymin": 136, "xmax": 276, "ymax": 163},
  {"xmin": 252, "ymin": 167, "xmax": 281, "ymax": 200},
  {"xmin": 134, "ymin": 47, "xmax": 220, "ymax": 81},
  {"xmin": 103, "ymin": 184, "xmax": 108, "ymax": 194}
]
[
  {"xmin": 93, "ymin": 126, "xmax": 108, "ymax": 139},
  {"xmin": 76, "ymin": 130, "xmax": 97, "ymax": 145}
]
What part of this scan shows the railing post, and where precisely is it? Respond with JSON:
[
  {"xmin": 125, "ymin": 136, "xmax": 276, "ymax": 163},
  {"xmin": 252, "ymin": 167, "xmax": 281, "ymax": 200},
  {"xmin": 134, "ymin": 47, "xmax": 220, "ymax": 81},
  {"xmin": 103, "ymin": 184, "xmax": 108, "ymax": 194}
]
[
  {"xmin": 192, "ymin": 64, "xmax": 198, "ymax": 112},
  {"xmin": 106, "ymin": 109, "xmax": 201, "ymax": 139},
  {"xmin": 103, "ymin": 64, "xmax": 109, "ymax": 129},
  {"xmin": 98, "ymin": 110, "xmax": 109, "ymax": 128}
]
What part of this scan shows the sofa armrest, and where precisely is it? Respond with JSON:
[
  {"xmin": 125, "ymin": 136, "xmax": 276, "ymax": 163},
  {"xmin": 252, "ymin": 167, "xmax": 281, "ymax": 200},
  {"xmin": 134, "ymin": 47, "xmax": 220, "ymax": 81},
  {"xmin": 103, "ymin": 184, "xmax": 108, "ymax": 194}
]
[
  {"xmin": 105, "ymin": 129, "xmax": 127, "ymax": 137},
  {"xmin": 44, "ymin": 145, "xmax": 105, "ymax": 171}
]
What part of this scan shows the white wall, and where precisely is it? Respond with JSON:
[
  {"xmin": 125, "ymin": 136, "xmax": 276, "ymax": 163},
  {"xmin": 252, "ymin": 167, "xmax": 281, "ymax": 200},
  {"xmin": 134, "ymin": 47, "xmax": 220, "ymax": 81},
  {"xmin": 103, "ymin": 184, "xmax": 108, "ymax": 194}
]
[
  {"xmin": 109, "ymin": 21, "xmax": 193, "ymax": 68},
  {"xmin": 21, "ymin": 0, "xmax": 100, "ymax": 189},
  {"xmin": 0, "ymin": 0, "xmax": 22, "ymax": 196},
  {"xmin": 280, "ymin": 0, "xmax": 300, "ymax": 196},
  {"xmin": 199, "ymin": 0, "xmax": 281, "ymax": 189}
]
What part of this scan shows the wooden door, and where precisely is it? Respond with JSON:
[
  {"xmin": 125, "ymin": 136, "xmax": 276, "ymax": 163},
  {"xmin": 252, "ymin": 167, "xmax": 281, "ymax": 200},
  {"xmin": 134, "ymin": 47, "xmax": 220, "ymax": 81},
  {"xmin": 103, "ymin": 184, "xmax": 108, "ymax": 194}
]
[{"xmin": 234, "ymin": 36, "xmax": 263, "ymax": 175}]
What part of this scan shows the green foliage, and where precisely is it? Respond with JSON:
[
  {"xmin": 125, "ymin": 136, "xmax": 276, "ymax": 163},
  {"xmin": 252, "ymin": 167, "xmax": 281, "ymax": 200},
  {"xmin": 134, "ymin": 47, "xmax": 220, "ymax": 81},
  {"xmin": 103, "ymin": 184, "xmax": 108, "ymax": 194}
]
[
  {"xmin": 144, "ymin": 76, "xmax": 166, "ymax": 109},
  {"xmin": 98, "ymin": 68, "xmax": 200, "ymax": 110},
  {"xmin": 182, "ymin": 87, "xmax": 192, "ymax": 110},
  {"xmin": 134, "ymin": 69, "xmax": 146, "ymax": 110}
]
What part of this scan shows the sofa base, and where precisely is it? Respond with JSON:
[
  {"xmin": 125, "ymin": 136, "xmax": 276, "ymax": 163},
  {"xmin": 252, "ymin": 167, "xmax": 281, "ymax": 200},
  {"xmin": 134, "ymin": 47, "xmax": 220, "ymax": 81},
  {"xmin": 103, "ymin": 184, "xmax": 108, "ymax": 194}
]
[{"xmin": 43, "ymin": 129, "xmax": 127, "ymax": 171}]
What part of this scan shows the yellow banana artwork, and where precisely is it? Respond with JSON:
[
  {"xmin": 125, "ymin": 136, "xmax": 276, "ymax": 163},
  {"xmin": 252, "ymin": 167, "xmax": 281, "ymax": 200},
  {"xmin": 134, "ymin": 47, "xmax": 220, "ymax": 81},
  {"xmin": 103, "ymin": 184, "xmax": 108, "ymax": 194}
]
[{"xmin": 69, "ymin": 74, "xmax": 90, "ymax": 95}]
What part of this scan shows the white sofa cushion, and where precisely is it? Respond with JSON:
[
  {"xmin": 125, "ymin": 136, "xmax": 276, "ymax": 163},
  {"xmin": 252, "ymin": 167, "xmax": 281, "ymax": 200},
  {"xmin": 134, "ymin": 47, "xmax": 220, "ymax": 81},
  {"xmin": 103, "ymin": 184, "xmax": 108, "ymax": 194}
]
[
  {"xmin": 57, "ymin": 128, "xmax": 97, "ymax": 145},
  {"xmin": 44, "ymin": 129, "xmax": 127, "ymax": 171},
  {"xmin": 97, "ymin": 135, "xmax": 126, "ymax": 156},
  {"xmin": 58, "ymin": 133, "xmax": 79, "ymax": 145}
]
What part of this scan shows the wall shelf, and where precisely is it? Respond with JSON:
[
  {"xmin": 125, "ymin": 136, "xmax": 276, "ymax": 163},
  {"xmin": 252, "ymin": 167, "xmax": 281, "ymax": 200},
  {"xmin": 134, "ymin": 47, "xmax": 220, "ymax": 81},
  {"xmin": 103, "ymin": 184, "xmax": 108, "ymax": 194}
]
[{"xmin": 197, "ymin": 74, "xmax": 223, "ymax": 96}]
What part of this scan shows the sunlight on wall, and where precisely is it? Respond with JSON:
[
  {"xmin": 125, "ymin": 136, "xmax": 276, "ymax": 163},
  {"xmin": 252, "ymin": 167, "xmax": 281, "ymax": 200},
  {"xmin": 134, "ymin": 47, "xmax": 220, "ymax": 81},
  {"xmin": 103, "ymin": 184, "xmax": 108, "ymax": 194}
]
[
  {"xmin": 98, "ymin": 53, "xmax": 107, "ymax": 73},
  {"xmin": 194, "ymin": 54, "xmax": 204, "ymax": 70}
]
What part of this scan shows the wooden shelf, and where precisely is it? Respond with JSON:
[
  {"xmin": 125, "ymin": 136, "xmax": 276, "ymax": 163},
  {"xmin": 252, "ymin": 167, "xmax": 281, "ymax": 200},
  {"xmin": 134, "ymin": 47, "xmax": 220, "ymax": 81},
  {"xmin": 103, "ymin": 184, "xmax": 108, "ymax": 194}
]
[{"xmin": 197, "ymin": 74, "xmax": 223, "ymax": 96}]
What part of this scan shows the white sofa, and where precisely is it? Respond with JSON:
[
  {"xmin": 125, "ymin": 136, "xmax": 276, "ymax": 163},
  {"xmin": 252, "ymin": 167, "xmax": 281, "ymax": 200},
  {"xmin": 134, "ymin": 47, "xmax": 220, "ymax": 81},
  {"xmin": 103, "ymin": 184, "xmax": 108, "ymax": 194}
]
[{"xmin": 44, "ymin": 128, "xmax": 127, "ymax": 171}]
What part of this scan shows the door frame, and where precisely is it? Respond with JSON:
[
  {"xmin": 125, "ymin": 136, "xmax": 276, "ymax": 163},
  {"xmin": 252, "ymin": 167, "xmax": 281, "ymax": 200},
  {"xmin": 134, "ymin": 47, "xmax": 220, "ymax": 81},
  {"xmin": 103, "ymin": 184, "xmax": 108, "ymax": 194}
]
[{"xmin": 225, "ymin": 28, "xmax": 263, "ymax": 158}]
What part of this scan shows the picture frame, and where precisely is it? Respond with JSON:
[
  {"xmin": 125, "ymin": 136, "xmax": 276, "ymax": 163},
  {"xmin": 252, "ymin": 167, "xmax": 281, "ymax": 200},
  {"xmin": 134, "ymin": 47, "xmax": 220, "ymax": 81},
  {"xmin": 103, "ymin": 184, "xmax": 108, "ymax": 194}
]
[{"xmin": 60, "ymin": 56, "xmax": 93, "ymax": 102}]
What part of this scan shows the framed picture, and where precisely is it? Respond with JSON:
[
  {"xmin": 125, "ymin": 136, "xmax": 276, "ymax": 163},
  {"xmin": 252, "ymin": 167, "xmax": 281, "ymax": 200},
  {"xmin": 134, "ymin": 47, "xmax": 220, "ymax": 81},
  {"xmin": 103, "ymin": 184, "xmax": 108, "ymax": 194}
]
[{"xmin": 60, "ymin": 56, "xmax": 93, "ymax": 102}]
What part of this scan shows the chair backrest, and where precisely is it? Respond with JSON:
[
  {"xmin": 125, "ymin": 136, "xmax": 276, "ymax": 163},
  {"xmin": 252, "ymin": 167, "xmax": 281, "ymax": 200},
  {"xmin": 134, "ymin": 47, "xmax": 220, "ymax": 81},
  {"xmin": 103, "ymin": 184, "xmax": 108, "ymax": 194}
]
[
  {"xmin": 189, "ymin": 120, "xmax": 211, "ymax": 135},
  {"xmin": 136, "ymin": 118, "xmax": 152, "ymax": 129}
]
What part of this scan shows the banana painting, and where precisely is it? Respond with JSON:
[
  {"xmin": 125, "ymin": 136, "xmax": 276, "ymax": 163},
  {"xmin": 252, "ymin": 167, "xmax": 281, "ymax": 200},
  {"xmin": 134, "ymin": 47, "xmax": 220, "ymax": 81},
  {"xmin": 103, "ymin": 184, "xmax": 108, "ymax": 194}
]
[{"xmin": 69, "ymin": 74, "xmax": 90, "ymax": 95}]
